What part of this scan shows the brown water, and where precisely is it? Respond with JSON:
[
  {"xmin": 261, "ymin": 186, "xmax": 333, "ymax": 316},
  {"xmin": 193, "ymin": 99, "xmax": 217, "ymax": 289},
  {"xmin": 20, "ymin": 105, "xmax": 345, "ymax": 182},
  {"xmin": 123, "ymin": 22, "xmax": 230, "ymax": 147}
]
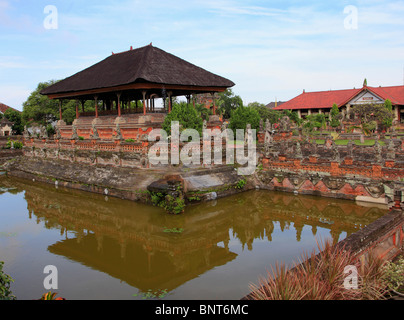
[{"xmin": 0, "ymin": 175, "xmax": 388, "ymax": 300}]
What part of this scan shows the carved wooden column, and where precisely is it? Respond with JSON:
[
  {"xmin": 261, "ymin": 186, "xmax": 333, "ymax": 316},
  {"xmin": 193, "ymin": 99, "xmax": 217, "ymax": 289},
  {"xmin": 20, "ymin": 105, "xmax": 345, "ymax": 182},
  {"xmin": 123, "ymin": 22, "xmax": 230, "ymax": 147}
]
[
  {"xmin": 117, "ymin": 92, "xmax": 122, "ymax": 117},
  {"xmin": 94, "ymin": 95, "xmax": 99, "ymax": 118},
  {"xmin": 142, "ymin": 91, "xmax": 146, "ymax": 115}
]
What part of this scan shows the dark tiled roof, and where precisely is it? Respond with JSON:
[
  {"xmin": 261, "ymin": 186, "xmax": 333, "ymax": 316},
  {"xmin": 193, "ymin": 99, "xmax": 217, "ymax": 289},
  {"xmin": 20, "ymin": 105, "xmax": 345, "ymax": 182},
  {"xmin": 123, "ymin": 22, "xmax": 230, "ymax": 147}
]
[
  {"xmin": 266, "ymin": 101, "xmax": 284, "ymax": 109},
  {"xmin": 41, "ymin": 44, "xmax": 235, "ymax": 95}
]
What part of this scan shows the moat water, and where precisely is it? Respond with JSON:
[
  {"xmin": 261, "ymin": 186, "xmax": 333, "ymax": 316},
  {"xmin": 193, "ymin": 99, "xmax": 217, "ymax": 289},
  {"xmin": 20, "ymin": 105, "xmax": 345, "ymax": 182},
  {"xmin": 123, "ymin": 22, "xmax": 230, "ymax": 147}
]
[{"xmin": 0, "ymin": 175, "xmax": 388, "ymax": 300}]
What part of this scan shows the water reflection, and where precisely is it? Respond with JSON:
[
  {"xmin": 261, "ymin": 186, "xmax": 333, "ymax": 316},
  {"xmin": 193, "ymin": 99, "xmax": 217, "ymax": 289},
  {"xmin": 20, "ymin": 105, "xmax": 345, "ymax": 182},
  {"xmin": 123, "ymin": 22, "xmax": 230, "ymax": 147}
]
[{"xmin": 0, "ymin": 176, "xmax": 387, "ymax": 297}]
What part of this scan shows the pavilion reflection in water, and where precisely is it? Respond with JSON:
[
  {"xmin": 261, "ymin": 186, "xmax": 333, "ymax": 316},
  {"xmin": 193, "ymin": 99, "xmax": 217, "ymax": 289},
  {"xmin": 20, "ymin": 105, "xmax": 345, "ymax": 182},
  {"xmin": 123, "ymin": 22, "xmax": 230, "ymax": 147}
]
[{"xmin": 0, "ymin": 177, "xmax": 387, "ymax": 293}]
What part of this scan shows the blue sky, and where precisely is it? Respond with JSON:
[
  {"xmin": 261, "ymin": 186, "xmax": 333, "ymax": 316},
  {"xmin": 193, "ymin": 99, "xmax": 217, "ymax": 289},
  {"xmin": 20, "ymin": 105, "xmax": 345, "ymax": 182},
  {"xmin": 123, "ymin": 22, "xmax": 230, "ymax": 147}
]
[{"xmin": 1, "ymin": 0, "xmax": 404, "ymax": 111}]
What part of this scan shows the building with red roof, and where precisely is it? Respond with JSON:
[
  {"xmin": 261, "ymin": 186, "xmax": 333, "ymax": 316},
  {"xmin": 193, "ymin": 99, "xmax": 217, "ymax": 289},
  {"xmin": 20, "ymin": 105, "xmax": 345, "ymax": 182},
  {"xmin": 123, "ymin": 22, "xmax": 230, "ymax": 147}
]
[
  {"xmin": 274, "ymin": 84, "xmax": 404, "ymax": 123},
  {"xmin": 0, "ymin": 103, "xmax": 20, "ymax": 115}
]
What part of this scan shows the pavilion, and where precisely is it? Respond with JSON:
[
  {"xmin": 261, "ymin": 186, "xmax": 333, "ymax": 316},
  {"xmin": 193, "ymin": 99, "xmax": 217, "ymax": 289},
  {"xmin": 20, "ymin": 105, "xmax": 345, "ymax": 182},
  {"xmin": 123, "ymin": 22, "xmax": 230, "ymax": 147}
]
[{"xmin": 41, "ymin": 44, "xmax": 234, "ymax": 119}]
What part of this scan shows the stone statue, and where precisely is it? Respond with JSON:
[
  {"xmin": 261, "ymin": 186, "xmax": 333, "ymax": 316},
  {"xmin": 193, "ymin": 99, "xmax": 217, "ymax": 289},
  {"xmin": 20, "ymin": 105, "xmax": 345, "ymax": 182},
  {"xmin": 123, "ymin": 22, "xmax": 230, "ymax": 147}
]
[
  {"xmin": 332, "ymin": 144, "xmax": 340, "ymax": 163},
  {"xmin": 264, "ymin": 119, "xmax": 273, "ymax": 146},
  {"xmin": 280, "ymin": 116, "xmax": 291, "ymax": 132},
  {"xmin": 387, "ymin": 139, "xmax": 396, "ymax": 160},
  {"xmin": 114, "ymin": 123, "xmax": 123, "ymax": 140},
  {"xmin": 23, "ymin": 126, "xmax": 30, "ymax": 139},
  {"xmin": 203, "ymin": 120, "xmax": 207, "ymax": 131},
  {"xmin": 374, "ymin": 139, "xmax": 382, "ymax": 163},
  {"xmin": 40, "ymin": 125, "xmax": 48, "ymax": 139},
  {"xmin": 71, "ymin": 124, "xmax": 79, "ymax": 140},
  {"xmin": 91, "ymin": 122, "xmax": 100, "ymax": 140},
  {"xmin": 245, "ymin": 124, "xmax": 252, "ymax": 143},
  {"xmin": 295, "ymin": 142, "xmax": 303, "ymax": 159},
  {"xmin": 55, "ymin": 126, "xmax": 61, "ymax": 140}
]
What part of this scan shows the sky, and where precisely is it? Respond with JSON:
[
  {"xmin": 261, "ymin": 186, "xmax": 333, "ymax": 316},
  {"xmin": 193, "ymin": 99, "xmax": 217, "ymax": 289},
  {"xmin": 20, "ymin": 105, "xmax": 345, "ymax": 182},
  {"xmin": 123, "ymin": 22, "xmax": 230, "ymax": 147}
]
[{"xmin": 0, "ymin": 0, "xmax": 404, "ymax": 111}]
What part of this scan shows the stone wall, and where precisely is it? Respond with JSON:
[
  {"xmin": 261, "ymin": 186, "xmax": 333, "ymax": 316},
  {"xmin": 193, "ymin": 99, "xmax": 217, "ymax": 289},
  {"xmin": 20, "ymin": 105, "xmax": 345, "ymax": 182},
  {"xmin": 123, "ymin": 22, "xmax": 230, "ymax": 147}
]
[{"xmin": 256, "ymin": 133, "xmax": 404, "ymax": 209}]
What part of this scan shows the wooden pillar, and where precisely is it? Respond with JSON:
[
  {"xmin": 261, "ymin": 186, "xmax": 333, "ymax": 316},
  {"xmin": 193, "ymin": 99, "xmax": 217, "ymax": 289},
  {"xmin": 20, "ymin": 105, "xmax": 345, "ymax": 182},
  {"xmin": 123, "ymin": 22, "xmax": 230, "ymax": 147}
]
[
  {"xmin": 75, "ymin": 100, "xmax": 79, "ymax": 119},
  {"xmin": 94, "ymin": 95, "xmax": 98, "ymax": 118},
  {"xmin": 117, "ymin": 93, "xmax": 122, "ymax": 117},
  {"xmin": 142, "ymin": 91, "xmax": 146, "ymax": 115},
  {"xmin": 211, "ymin": 93, "xmax": 216, "ymax": 115},
  {"xmin": 81, "ymin": 100, "xmax": 85, "ymax": 113}
]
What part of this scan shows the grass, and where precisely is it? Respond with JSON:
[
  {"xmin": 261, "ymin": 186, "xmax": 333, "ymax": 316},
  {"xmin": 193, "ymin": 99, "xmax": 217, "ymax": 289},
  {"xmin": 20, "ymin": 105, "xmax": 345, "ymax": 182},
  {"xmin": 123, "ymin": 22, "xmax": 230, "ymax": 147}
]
[
  {"xmin": 249, "ymin": 239, "xmax": 390, "ymax": 300},
  {"xmin": 315, "ymin": 139, "xmax": 386, "ymax": 146}
]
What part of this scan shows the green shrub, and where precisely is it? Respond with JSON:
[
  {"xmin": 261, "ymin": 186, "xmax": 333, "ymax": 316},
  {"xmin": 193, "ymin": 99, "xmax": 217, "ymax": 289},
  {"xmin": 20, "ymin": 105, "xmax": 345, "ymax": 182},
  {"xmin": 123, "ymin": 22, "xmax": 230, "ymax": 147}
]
[
  {"xmin": 5, "ymin": 139, "xmax": 23, "ymax": 150},
  {"xmin": 236, "ymin": 178, "xmax": 246, "ymax": 189},
  {"xmin": 0, "ymin": 261, "xmax": 16, "ymax": 300}
]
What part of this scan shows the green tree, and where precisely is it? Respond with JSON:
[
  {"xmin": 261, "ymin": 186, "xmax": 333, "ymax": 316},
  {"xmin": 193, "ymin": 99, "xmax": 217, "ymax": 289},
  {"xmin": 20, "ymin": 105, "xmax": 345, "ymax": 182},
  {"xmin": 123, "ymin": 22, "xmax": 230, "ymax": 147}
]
[
  {"xmin": 162, "ymin": 102, "xmax": 203, "ymax": 136},
  {"xmin": 382, "ymin": 99, "xmax": 393, "ymax": 130},
  {"xmin": 217, "ymin": 89, "xmax": 243, "ymax": 119},
  {"xmin": 194, "ymin": 102, "xmax": 212, "ymax": 121},
  {"xmin": 350, "ymin": 103, "xmax": 393, "ymax": 135},
  {"xmin": 22, "ymin": 80, "xmax": 61, "ymax": 125},
  {"xmin": 3, "ymin": 108, "xmax": 23, "ymax": 135},
  {"xmin": 22, "ymin": 80, "xmax": 95, "ymax": 126},
  {"xmin": 282, "ymin": 109, "xmax": 303, "ymax": 126},
  {"xmin": 229, "ymin": 105, "xmax": 260, "ymax": 133},
  {"xmin": 303, "ymin": 113, "xmax": 326, "ymax": 132},
  {"xmin": 330, "ymin": 103, "xmax": 341, "ymax": 128}
]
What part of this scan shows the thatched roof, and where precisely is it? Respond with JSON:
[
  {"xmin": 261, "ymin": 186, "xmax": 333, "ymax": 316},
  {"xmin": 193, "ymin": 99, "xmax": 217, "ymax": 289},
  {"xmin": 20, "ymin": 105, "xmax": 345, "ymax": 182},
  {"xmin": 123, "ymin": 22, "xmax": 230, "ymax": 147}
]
[{"xmin": 41, "ymin": 44, "xmax": 234, "ymax": 98}]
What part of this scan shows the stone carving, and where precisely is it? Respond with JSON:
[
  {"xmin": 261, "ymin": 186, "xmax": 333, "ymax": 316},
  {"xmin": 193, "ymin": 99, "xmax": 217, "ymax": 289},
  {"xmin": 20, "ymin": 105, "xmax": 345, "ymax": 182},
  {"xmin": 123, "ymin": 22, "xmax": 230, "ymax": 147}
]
[
  {"xmin": 91, "ymin": 123, "xmax": 100, "ymax": 140},
  {"xmin": 387, "ymin": 139, "xmax": 396, "ymax": 160},
  {"xmin": 55, "ymin": 126, "xmax": 61, "ymax": 140},
  {"xmin": 71, "ymin": 124, "xmax": 79, "ymax": 140},
  {"xmin": 295, "ymin": 142, "xmax": 303, "ymax": 159},
  {"xmin": 23, "ymin": 126, "xmax": 30, "ymax": 139},
  {"xmin": 40, "ymin": 125, "xmax": 48, "ymax": 139},
  {"xmin": 245, "ymin": 124, "xmax": 252, "ymax": 143},
  {"xmin": 264, "ymin": 119, "xmax": 273, "ymax": 146},
  {"xmin": 203, "ymin": 120, "xmax": 207, "ymax": 131},
  {"xmin": 279, "ymin": 116, "xmax": 291, "ymax": 132},
  {"xmin": 114, "ymin": 123, "xmax": 123, "ymax": 140},
  {"xmin": 112, "ymin": 153, "xmax": 120, "ymax": 166},
  {"xmin": 332, "ymin": 143, "xmax": 340, "ymax": 163}
]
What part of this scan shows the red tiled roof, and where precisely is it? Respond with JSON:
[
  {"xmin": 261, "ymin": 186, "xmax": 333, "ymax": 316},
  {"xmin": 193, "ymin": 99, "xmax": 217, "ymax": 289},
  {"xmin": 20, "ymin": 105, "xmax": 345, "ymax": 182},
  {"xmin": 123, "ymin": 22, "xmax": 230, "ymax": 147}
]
[
  {"xmin": 0, "ymin": 103, "xmax": 11, "ymax": 113},
  {"xmin": 0, "ymin": 103, "xmax": 20, "ymax": 114},
  {"xmin": 274, "ymin": 85, "xmax": 404, "ymax": 111},
  {"xmin": 367, "ymin": 86, "xmax": 404, "ymax": 105}
]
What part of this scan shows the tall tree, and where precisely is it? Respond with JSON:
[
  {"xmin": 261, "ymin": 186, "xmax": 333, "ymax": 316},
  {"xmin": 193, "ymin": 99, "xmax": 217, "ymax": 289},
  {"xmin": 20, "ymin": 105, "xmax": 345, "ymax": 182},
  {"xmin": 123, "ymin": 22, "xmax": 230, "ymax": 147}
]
[
  {"xmin": 330, "ymin": 103, "xmax": 341, "ymax": 128},
  {"xmin": 162, "ymin": 101, "xmax": 203, "ymax": 136},
  {"xmin": 350, "ymin": 103, "xmax": 393, "ymax": 134},
  {"xmin": 22, "ymin": 80, "xmax": 95, "ymax": 126},
  {"xmin": 229, "ymin": 105, "xmax": 260, "ymax": 133},
  {"xmin": 217, "ymin": 89, "xmax": 243, "ymax": 119},
  {"xmin": 3, "ymin": 108, "xmax": 23, "ymax": 135}
]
